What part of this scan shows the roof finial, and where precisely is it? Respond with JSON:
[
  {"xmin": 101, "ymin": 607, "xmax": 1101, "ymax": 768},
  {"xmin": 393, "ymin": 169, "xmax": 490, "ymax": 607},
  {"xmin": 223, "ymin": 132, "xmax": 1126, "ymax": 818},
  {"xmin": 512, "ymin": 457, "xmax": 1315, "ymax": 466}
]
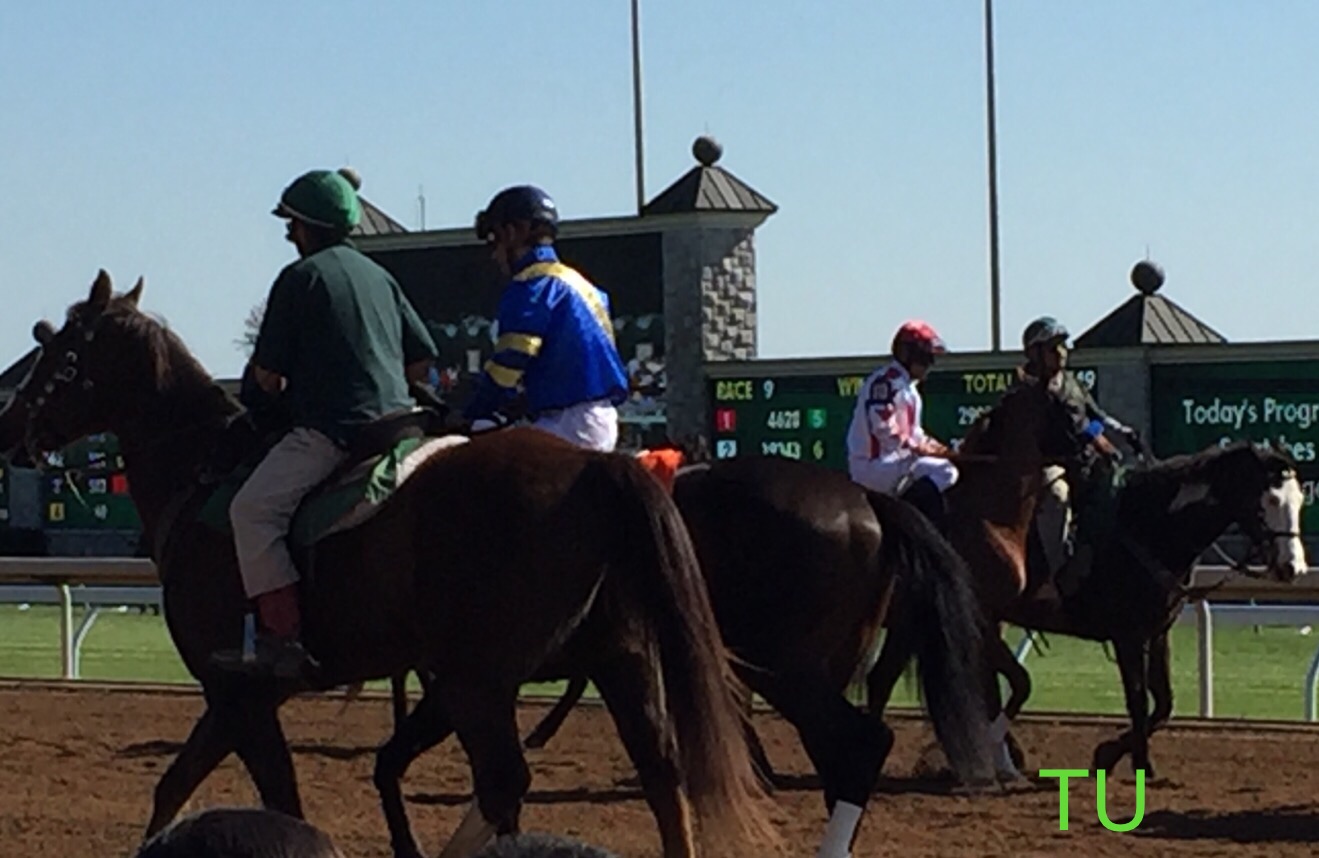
[
  {"xmin": 1130, "ymin": 258, "xmax": 1165, "ymax": 295},
  {"xmin": 693, "ymin": 135, "xmax": 723, "ymax": 167}
]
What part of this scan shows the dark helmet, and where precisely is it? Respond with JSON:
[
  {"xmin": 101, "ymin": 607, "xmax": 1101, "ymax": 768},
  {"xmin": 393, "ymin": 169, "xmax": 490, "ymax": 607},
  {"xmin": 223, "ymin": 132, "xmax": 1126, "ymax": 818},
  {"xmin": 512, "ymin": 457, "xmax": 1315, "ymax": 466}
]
[
  {"xmin": 1022, "ymin": 316, "xmax": 1069, "ymax": 351},
  {"xmin": 474, "ymin": 185, "xmax": 559, "ymax": 241}
]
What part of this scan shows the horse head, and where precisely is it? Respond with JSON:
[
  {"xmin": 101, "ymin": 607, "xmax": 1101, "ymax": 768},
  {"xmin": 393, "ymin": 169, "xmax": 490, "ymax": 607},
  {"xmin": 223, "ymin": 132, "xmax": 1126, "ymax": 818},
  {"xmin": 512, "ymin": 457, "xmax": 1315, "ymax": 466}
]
[
  {"xmin": 1, "ymin": 269, "xmax": 225, "ymax": 471},
  {"xmin": 3, "ymin": 270, "xmax": 151, "ymax": 460},
  {"xmin": 1199, "ymin": 441, "xmax": 1309, "ymax": 582}
]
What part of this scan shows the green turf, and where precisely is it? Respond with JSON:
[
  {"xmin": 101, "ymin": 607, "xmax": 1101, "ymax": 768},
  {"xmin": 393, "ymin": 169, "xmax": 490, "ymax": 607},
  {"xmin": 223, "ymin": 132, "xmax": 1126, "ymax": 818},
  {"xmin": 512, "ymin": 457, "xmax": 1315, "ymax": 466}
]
[{"xmin": 1, "ymin": 605, "xmax": 1317, "ymax": 721}]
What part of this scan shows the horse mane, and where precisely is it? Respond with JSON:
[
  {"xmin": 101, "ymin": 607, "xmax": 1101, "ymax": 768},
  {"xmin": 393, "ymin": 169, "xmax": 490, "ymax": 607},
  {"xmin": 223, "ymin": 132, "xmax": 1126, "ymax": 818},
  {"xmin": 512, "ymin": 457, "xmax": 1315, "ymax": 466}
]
[
  {"xmin": 93, "ymin": 295, "xmax": 234, "ymax": 407},
  {"xmin": 1126, "ymin": 439, "xmax": 1285, "ymax": 490}
]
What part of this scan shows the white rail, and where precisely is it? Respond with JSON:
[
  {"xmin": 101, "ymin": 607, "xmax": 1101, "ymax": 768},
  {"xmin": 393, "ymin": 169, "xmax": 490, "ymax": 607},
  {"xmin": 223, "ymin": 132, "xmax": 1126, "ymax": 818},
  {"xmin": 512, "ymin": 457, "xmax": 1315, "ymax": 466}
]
[
  {"xmin": 4, "ymin": 558, "xmax": 1319, "ymax": 719},
  {"xmin": 1012, "ymin": 600, "xmax": 1319, "ymax": 721}
]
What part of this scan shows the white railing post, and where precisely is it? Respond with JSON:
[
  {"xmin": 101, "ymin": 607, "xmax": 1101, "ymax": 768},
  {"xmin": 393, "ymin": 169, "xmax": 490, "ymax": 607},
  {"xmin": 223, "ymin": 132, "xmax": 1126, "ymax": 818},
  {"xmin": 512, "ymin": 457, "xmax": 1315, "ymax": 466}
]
[
  {"xmin": 1197, "ymin": 600, "xmax": 1213, "ymax": 718},
  {"xmin": 71, "ymin": 606, "xmax": 103, "ymax": 680},
  {"xmin": 58, "ymin": 583, "xmax": 74, "ymax": 680},
  {"xmin": 1305, "ymin": 644, "xmax": 1319, "ymax": 722},
  {"xmin": 1013, "ymin": 631, "xmax": 1034, "ymax": 663}
]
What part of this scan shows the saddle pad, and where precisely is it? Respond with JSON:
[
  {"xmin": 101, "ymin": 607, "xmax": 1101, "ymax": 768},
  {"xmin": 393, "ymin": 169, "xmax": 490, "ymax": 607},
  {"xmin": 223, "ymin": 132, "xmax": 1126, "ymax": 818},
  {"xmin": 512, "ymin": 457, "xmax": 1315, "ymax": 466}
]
[{"xmin": 196, "ymin": 434, "xmax": 469, "ymax": 548}]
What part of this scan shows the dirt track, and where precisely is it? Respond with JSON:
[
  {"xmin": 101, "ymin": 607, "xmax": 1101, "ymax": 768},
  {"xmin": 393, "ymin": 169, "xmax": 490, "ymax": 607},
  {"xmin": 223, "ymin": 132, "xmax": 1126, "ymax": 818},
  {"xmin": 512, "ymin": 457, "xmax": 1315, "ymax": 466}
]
[{"xmin": 1, "ymin": 685, "xmax": 1317, "ymax": 857}]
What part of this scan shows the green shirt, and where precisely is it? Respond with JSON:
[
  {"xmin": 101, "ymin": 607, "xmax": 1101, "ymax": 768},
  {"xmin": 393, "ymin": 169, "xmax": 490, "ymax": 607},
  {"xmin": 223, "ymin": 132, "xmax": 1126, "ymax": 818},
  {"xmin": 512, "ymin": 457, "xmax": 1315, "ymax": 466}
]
[{"xmin": 252, "ymin": 241, "xmax": 438, "ymax": 446}]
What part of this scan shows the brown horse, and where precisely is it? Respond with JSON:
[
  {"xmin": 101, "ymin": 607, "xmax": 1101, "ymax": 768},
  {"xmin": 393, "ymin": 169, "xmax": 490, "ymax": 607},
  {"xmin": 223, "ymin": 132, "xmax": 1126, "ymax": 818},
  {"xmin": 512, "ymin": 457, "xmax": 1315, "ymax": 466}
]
[
  {"xmin": 389, "ymin": 451, "xmax": 997, "ymax": 857},
  {"xmin": 868, "ymin": 385, "xmax": 1309, "ymax": 778},
  {"xmin": 0, "ymin": 271, "xmax": 778, "ymax": 858}
]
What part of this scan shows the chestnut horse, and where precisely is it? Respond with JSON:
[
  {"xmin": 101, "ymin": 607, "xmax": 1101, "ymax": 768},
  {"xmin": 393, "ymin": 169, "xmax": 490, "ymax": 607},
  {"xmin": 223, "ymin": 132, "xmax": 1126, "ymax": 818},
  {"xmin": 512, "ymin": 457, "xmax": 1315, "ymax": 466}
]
[{"xmin": 0, "ymin": 271, "xmax": 777, "ymax": 858}]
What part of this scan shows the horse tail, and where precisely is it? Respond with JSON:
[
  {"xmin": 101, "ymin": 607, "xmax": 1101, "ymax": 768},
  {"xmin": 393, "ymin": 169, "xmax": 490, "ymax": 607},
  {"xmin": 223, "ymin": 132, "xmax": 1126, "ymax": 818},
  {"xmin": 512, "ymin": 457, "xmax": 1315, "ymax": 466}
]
[
  {"xmin": 595, "ymin": 454, "xmax": 779, "ymax": 853},
  {"xmin": 864, "ymin": 489, "xmax": 996, "ymax": 784}
]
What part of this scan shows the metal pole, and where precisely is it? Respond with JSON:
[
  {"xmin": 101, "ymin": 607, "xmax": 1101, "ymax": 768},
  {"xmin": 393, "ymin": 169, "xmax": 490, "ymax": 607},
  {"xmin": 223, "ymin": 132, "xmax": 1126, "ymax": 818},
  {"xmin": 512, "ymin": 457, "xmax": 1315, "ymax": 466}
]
[
  {"xmin": 630, "ymin": 0, "xmax": 646, "ymax": 214},
  {"xmin": 59, "ymin": 584, "xmax": 74, "ymax": 679},
  {"xmin": 983, "ymin": 0, "xmax": 1003, "ymax": 352},
  {"xmin": 1196, "ymin": 600, "xmax": 1214, "ymax": 717}
]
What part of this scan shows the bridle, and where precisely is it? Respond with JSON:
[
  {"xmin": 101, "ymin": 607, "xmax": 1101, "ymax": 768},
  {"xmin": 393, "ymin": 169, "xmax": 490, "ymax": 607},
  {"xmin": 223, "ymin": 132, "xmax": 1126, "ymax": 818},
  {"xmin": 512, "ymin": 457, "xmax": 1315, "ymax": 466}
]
[{"xmin": 11, "ymin": 316, "xmax": 100, "ymax": 465}]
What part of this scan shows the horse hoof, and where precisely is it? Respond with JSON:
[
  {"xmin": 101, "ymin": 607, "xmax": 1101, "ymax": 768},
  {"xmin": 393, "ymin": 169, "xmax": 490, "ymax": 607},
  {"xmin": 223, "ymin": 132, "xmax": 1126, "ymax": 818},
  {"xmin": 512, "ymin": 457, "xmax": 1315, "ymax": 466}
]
[{"xmin": 1092, "ymin": 740, "xmax": 1123, "ymax": 773}]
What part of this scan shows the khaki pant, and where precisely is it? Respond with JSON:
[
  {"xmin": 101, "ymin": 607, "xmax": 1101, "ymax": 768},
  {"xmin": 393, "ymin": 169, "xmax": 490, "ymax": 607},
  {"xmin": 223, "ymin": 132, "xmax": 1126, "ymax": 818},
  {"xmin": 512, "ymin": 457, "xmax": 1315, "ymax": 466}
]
[
  {"xmin": 1035, "ymin": 465, "xmax": 1072, "ymax": 575},
  {"xmin": 230, "ymin": 427, "xmax": 349, "ymax": 598}
]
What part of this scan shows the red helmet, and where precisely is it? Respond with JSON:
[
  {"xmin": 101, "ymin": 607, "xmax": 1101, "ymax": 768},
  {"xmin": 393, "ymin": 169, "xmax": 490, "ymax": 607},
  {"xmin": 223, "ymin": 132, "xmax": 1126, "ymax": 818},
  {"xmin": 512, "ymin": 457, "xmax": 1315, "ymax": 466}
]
[{"xmin": 892, "ymin": 320, "xmax": 947, "ymax": 356}]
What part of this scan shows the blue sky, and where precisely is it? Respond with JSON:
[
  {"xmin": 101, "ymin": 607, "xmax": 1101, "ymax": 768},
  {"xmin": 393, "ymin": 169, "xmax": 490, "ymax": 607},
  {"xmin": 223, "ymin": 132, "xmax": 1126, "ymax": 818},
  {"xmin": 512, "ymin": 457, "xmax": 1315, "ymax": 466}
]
[{"xmin": 3, "ymin": 1, "xmax": 1317, "ymax": 379}]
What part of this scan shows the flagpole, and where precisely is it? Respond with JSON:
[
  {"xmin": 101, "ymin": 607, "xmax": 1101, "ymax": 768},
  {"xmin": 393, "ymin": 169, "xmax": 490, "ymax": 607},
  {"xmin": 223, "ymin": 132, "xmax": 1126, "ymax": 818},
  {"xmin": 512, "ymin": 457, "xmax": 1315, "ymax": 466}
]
[
  {"xmin": 631, "ymin": 0, "xmax": 646, "ymax": 214},
  {"xmin": 984, "ymin": 0, "xmax": 1003, "ymax": 352}
]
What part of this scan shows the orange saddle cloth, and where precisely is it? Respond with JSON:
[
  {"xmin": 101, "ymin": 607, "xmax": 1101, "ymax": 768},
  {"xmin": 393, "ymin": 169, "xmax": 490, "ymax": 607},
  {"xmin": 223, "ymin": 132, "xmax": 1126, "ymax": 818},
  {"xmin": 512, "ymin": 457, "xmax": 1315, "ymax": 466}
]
[{"xmin": 634, "ymin": 447, "xmax": 685, "ymax": 492}]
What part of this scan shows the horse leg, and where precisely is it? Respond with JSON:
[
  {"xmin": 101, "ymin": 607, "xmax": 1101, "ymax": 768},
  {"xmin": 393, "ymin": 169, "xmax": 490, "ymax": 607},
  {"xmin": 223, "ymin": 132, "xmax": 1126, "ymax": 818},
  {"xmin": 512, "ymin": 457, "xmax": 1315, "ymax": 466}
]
[
  {"xmin": 390, "ymin": 671, "xmax": 412, "ymax": 728},
  {"xmin": 1107, "ymin": 629, "xmax": 1173, "ymax": 780},
  {"xmin": 988, "ymin": 635, "xmax": 1031, "ymax": 778},
  {"xmin": 434, "ymin": 683, "xmax": 528, "ymax": 858},
  {"xmin": 863, "ymin": 623, "xmax": 909, "ymax": 722},
  {"xmin": 1093, "ymin": 636, "xmax": 1152, "ymax": 778},
  {"xmin": 757, "ymin": 672, "xmax": 892, "ymax": 858},
  {"xmin": 523, "ymin": 674, "xmax": 588, "ymax": 750},
  {"xmin": 373, "ymin": 691, "xmax": 455, "ymax": 858},
  {"xmin": 143, "ymin": 706, "xmax": 236, "ymax": 838},
  {"xmin": 232, "ymin": 700, "xmax": 303, "ymax": 820},
  {"xmin": 1147, "ymin": 630, "xmax": 1173, "ymax": 734},
  {"xmin": 591, "ymin": 654, "xmax": 696, "ymax": 858}
]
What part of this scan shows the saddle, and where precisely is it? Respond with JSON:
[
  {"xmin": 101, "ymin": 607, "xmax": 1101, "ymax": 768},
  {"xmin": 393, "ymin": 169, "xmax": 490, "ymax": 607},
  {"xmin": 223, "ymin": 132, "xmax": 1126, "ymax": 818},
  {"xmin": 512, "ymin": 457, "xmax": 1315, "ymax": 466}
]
[{"xmin": 195, "ymin": 400, "xmax": 466, "ymax": 549}]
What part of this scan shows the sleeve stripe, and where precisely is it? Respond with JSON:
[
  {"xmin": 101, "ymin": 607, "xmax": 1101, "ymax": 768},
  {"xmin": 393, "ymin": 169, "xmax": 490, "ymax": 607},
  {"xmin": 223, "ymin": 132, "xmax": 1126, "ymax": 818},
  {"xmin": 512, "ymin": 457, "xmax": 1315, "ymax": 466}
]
[
  {"xmin": 484, "ymin": 360, "xmax": 523, "ymax": 389},
  {"xmin": 495, "ymin": 332, "xmax": 543, "ymax": 357}
]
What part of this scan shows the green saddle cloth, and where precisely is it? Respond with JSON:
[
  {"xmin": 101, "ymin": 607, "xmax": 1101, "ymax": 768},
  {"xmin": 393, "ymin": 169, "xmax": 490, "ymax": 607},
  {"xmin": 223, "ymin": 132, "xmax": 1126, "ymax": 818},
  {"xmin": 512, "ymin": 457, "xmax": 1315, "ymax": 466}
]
[{"xmin": 196, "ymin": 436, "xmax": 428, "ymax": 548}]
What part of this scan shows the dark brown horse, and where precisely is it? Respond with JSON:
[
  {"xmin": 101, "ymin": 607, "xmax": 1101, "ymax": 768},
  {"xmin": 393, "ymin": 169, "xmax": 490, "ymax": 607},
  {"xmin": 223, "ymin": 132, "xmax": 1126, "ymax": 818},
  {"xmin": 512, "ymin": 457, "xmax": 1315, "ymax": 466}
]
[
  {"xmin": 868, "ymin": 387, "xmax": 1309, "ymax": 778},
  {"xmin": 392, "ymin": 451, "xmax": 997, "ymax": 857},
  {"xmin": 0, "ymin": 271, "xmax": 778, "ymax": 858}
]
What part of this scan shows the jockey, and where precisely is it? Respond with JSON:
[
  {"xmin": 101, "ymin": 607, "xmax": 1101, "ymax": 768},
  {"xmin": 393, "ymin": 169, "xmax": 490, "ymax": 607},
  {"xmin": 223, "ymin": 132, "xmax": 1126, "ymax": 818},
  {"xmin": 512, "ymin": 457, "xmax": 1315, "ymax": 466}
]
[
  {"xmin": 1015, "ymin": 316, "xmax": 1142, "ymax": 594},
  {"xmin": 211, "ymin": 167, "xmax": 438, "ymax": 679},
  {"xmin": 845, "ymin": 320, "xmax": 957, "ymax": 532},
  {"xmin": 465, "ymin": 185, "xmax": 630, "ymax": 452}
]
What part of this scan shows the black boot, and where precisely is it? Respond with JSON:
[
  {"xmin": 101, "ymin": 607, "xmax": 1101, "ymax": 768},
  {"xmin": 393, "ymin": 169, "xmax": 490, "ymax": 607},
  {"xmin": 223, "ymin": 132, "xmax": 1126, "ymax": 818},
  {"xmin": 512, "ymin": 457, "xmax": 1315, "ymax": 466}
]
[{"xmin": 900, "ymin": 476, "xmax": 948, "ymax": 534}]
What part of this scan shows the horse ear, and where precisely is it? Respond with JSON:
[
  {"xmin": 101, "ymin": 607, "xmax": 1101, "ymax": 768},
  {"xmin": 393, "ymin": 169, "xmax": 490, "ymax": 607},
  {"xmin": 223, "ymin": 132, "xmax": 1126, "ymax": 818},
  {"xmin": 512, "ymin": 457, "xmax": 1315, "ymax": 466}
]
[
  {"xmin": 88, "ymin": 269, "xmax": 113, "ymax": 309},
  {"xmin": 125, "ymin": 276, "xmax": 145, "ymax": 308}
]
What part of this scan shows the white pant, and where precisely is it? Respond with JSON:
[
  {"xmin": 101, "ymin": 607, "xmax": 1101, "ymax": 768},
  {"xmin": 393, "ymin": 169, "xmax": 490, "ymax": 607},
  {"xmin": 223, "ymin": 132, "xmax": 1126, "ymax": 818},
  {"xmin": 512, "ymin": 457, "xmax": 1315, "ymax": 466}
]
[
  {"xmin": 532, "ymin": 399, "xmax": 619, "ymax": 452},
  {"xmin": 849, "ymin": 452, "xmax": 958, "ymax": 496},
  {"xmin": 230, "ymin": 427, "xmax": 349, "ymax": 597}
]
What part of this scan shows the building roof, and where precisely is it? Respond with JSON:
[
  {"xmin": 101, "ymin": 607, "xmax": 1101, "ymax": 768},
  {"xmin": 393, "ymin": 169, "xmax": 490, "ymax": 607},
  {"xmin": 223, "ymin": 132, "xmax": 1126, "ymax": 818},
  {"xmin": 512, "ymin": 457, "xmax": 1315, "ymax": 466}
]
[
  {"xmin": 352, "ymin": 196, "xmax": 409, "ymax": 236},
  {"xmin": 1074, "ymin": 261, "xmax": 1226, "ymax": 348},
  {"xmin": 642, "ymin": 136, "xmax": 777, "ymax": 216}
]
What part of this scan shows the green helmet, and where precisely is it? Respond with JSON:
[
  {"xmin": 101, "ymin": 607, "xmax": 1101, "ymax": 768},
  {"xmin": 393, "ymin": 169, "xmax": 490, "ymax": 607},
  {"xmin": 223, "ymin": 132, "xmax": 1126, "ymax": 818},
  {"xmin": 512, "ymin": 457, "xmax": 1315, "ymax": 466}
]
[
  {"xmin": 1022, "ymin": 316, "xmax": 1069, "ymax": 350},
  {"xmin": 272, "ymin": 167, "xmax": 362, "ymax": 232}
]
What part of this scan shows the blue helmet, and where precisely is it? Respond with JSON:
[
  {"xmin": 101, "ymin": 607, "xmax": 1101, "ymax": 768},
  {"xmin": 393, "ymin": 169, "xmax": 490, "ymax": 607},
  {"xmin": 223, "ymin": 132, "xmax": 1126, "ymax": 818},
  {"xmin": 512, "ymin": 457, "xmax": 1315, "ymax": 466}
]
[{"xmin": 475, "ymin": 185, "xmax": 559, "ymax": 241}]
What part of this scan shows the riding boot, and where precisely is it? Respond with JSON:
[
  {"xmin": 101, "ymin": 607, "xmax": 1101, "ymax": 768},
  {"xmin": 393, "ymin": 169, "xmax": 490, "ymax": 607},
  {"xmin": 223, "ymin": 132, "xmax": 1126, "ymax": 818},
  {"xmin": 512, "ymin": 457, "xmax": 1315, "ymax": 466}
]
[
  {"xmin": 210, "ymin": 584, "xmax": 317, "ymax": 680},
  {"xmin": 900, "ymin": 476, "xmax": 948, "ymax": 535}
]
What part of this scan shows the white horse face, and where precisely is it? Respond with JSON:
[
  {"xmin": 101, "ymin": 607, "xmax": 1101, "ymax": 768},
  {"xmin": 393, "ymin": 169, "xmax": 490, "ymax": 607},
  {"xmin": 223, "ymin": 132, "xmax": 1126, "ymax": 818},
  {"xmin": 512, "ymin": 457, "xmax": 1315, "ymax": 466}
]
[{"xmin": 1261, "ymin": 470, "xmax": 1308, "ymax": 581}]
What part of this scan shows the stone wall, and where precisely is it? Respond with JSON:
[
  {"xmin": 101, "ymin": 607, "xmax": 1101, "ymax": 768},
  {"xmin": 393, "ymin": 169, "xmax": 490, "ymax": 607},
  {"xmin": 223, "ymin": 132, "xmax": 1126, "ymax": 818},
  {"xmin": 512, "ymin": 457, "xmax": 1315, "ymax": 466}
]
[
  {"xmin": 662, "ymin": 225, "xmax": 759, "ymax": 443},
  {"xmin": 1091, "ymin": 353, "xmax": 1151, "ymax": 441}
]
